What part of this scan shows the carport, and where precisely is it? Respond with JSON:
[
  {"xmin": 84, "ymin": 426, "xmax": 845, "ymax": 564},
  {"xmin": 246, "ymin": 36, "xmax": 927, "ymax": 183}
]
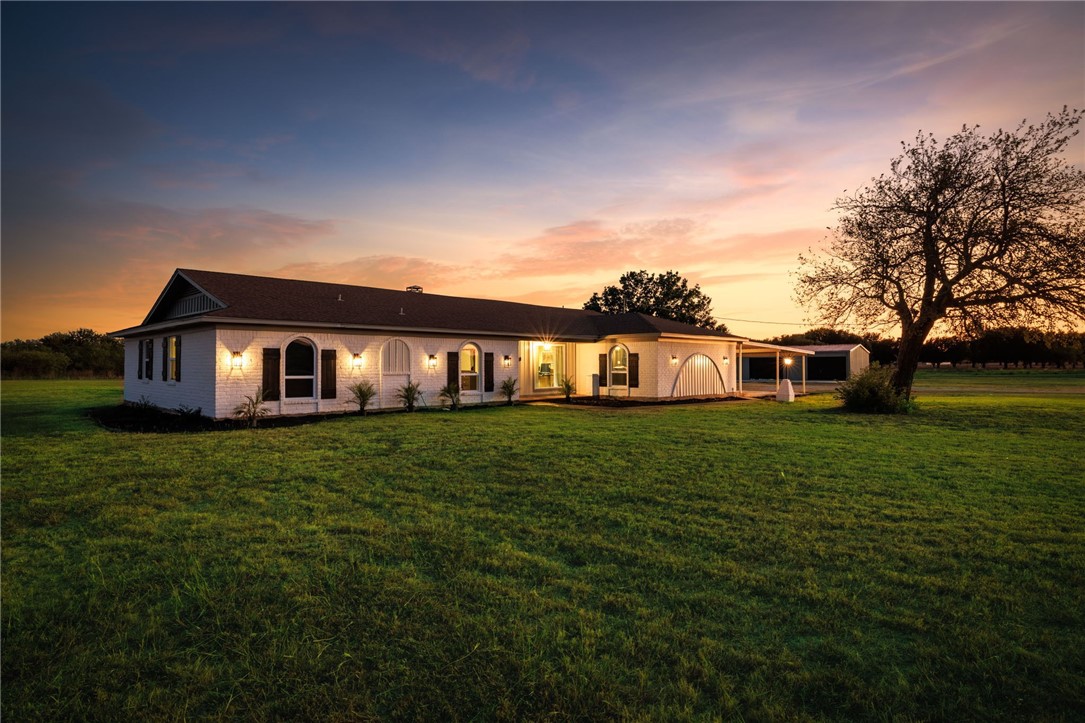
[{"xmin": 737, "ymin": 342, "xmax": 814, "ymax": 394}]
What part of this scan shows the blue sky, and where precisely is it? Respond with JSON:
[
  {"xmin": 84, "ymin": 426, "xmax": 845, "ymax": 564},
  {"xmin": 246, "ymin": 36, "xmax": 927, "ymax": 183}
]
[{"xmin": 3, "ymin": 1, "xmax": 1082, "ymax": 340}]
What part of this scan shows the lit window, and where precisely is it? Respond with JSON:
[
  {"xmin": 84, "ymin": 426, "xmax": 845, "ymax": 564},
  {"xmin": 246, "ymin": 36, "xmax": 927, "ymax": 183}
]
[
  {"xmin": 610, "ymin": 346, "xmax": 628, "ymax": 387},
  {"xmin": 534, "ymin": 341, "xmax": 564, "ymax": 391},
  {"xmin": 460, "ymin": 345, "xmax": 479, "ymax": 391},
  {"xmin": 285, "ymin": 340, "xmax": 315, "ymax": 398},
  {"xmin": 167, "ymin": 336, "xmax": 181, "ymax": 381}
]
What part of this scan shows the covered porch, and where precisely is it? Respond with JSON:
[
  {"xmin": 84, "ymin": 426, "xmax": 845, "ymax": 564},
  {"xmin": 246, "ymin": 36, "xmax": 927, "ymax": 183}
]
[{"xmin": 737, "ymin": 342, "xmax": 815, "ymax": 396}]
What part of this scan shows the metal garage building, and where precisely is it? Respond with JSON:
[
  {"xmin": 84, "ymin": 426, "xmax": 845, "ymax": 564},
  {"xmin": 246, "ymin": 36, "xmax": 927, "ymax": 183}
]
[{"xmin": 743, "ymin": 343, "xmax": 869, "ymax": 383}]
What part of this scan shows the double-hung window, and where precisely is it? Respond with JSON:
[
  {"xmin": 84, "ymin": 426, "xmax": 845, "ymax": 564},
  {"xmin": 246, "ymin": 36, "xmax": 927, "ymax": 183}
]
[
  {"xmin": 285, "ymin": 339, "xmax": 315, "ymax": 398},
  {"xmin": 460, "ymin": 345, "xmax": 479, "ymax": 391},
  {"xmin": 141, "ymin": 339, "xmax": 154, "ymax": 379},
  {"xmin": 166, "ymin": 336, "xmax": 181, "ymax": 381},
  {"xmin": 610, "ymin": 346, "xmax": 628, "ymax": 387}
]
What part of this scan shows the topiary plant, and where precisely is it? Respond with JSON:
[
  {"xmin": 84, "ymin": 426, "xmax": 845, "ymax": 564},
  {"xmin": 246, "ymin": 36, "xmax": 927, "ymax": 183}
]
[
  {"xmin": 348, "ymin": 380, "xmax": 377, "ymax": 415},
  {"xmin": 499, "ymin": 377, "xmax": 518, "ymax": 406}
]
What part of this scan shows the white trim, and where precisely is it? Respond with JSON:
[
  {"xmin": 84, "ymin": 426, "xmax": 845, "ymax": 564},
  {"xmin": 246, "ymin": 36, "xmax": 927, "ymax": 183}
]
[{"xmin": 282, "ymin": 336, "xmax": 318, "ymax": 401}]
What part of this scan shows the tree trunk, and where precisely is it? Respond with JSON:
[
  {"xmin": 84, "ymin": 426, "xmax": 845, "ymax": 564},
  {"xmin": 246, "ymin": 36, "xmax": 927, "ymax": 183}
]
[{"xmin": 892, "ymin": 323, "xmax": 935, "ymax": 399}]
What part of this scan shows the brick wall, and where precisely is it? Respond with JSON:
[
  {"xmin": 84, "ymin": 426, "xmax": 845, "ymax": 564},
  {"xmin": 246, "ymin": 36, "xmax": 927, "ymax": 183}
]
[
  {"xmin": 123, "ymin": 328, "xmax": 216, "ymax": 413},
  {"xmin": 213, "ymin": 328, "xmax": 520, "ymax": 418}
]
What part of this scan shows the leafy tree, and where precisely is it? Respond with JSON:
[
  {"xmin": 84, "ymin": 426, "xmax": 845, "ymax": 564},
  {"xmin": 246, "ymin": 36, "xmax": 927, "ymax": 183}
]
[
  {"xmin": 797, "ymin": 108, "xmax": 1085, "ymax": 399},
  {"xmin": 1, "ymin": 328, "xmax": 122, "ymax": 377},
  {"xmin": 584, "ymin": 270, "xmax": 728, "ymax": 332}
]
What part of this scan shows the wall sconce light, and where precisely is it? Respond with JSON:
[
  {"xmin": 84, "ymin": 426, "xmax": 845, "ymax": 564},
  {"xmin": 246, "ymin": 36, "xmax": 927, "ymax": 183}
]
[
  {"xmin": 502, "ymin": 355, "xmax": 512, "ymax": 368},
  {"xmin": 542, "ymin": 342, "xmax": 552, "ymax": 351},
  {"xmin": 427, "ymin": 354, "xmax": 438, "ymax": 369},
  {"xmin": 670, "ymin": 355, "xmax": 679, "ymax": 366},
  {"xmin": 352, "ymin": 353, "xmax": 364, "ymax": 368},
  {"xmin": 231, "ymin": 352, "xmax": 244, "ymax": 369},
  {"xmin": 722, "ymin": 357, "xmax": 730, "ymax": 365}
]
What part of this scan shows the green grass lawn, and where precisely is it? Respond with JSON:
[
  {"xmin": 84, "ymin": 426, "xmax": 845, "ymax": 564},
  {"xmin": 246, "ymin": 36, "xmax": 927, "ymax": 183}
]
[{"xmin": 3, "ymin": 377, "xmax": 1084, "ymax": 721}]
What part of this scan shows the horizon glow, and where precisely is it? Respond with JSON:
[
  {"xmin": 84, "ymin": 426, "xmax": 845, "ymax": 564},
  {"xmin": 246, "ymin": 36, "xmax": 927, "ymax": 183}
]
[{"xmin": 2, "ymin": 2, "xmax": 1082, "ymax": 341}]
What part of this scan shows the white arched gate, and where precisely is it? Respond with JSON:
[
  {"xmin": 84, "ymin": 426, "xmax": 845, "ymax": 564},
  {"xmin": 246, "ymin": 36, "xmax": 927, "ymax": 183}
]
[{"xmin": 671, "ymin": 353, "xmax": 728, "ymax": 397}]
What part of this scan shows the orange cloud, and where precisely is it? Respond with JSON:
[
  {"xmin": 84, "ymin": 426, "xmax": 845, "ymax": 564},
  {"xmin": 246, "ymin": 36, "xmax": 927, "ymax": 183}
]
[{"xmin": 268, "ymin": 255, "xmax": 468, "ymax": 291}]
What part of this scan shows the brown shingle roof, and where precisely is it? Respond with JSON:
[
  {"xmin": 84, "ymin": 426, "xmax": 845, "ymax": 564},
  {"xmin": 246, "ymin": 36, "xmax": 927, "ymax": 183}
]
[{"xmin": 117, "ymin": 269, "xmax": 741, "ymax": 342}]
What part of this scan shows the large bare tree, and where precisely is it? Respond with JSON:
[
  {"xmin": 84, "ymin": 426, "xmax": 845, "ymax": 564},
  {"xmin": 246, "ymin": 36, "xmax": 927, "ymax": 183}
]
[{"xmin": 797, "ymin": 108, "xmax": 1085, "ymax": 399}]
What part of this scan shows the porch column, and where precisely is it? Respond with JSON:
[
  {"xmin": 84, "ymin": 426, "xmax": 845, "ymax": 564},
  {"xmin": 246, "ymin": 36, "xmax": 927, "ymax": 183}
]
[
  {"xmin": 737, "ymin": 342, "xmax": 743, "ymax": 395},
  {"xmin": 802, "ymin": 355, "xmax": 807, "ymax": 394},
  {"xmin": 775, "ymin": 350, "xmax": 780, "ymax": 391}
]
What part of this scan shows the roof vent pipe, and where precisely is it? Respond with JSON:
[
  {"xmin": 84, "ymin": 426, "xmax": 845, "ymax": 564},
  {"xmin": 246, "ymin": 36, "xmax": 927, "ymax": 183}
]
[
  {"xmin": 406, "ymin": 285, "xmax": 423, "ymax": 293},
  {"xmin": 337, "ymin": 294, "xmax": 343, "ymax": 302}
]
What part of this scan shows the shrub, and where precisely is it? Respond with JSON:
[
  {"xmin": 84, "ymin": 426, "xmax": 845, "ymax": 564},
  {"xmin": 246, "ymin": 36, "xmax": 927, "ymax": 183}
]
[
  {"xmin": 560, "ymin": 376, "xmax": 575, "ymax": 402},
  {"xmin": 234, "ymin": 387, "xmax": 270, "ymax": 428},
  {"xmin": 0, "ymin": 349, "xmax": 71, "ymax": 378},
  {"xmin": 176, "ymin": 404, "xmax": 203, "ymax": 419},
  {"xmin": 396, "ymin": 381, "xmax": 424, "ymax": 412},
  {"xmin": 499, "ymin": 377, "xmax": 518, "ymax": 405},
  {"xmin": 438, "ymin": 383, "xmax": 461, "ymax": 410},
  {"xmin": 348, "ymin": 380, "xmax": 377, "ymax": 414},
  {"xmin": 835, "ymin": 363, "xmax": 915, "ymax": 414}
]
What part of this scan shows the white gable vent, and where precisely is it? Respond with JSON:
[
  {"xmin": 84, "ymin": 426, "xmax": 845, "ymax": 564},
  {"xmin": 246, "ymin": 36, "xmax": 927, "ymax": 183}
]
[{"xmin": 406, "ymin": 285, "xmax": 423, "ymax": 293}]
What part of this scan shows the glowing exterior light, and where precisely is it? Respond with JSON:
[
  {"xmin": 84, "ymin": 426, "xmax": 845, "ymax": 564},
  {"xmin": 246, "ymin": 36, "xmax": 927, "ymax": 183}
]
[
  {"xmin": 427, "ymin": 354, "xmax": 438, "ymax": 369},
  {"xmin": 352, "ymin": 353, "xmax": 364, "ymax": 368},
  {"xmin": 231, "ymin": 352, "xmax": 244, "ymax": 368},
  {"xmin": 670, "ymin": 355, "xmax": 678, "ymax": 366},
  {"xmin": 502, "ymin": 355, "xmax": 512, "ymax": 367}
]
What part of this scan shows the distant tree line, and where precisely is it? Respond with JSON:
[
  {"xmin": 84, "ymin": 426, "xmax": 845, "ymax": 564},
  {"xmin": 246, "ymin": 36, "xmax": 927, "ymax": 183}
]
[
  {"xmin": 760, "ymin": 328, "xmax": 898, "ymax": 365},
  {"xmin": 761, "ymin": 327, "xmax": 1085, "ymax": 369},
  {"xmin": 2, "ymin": 329, "xmax": 124, "ymax": 378}
]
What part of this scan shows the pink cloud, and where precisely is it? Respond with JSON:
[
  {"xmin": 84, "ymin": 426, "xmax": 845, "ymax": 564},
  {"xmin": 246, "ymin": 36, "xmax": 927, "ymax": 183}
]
[
  {"xmin": 268, "ymin": 255, "xmax": 469, "ymax": 292},
  {"xmin": 96, "ymin": 205, "xmax": 335, "ymax": 256}
]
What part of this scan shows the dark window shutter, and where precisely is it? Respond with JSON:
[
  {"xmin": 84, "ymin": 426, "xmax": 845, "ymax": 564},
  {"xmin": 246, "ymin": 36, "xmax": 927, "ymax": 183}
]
[
  {"xmin": 175, "ymin": 336, "xmax": 181, "ymax": 382},
  {"xmin": 598, "ymin": 353, "xmax": 608, "ymax": 386},
  {"xmin": 629, "ymin": 353, "xmax": 640, "ymax": 388},
  {"xmin": 447, "ymin": 352, "xmax": 459, "ymax": 387},
  {"xmin": 263, "ymin": 348, "xmax": 281, "ymax": 401},
  {"xmin": 321, "ymin": 349, "xmax": 336, "ymax": 399},
  {"xmin": 162, "ymin": 338, "xmax": 168, "ymax": 381},
  {"xmin": 137, "ymin": 341, "xmax": 144, "ymax": 379},
  {"xmin": 484, "ymin": 352, "xmax": 494, "ymax": 392}
]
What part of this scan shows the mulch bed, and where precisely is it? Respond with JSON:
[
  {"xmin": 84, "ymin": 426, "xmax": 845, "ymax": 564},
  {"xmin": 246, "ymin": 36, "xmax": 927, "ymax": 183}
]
[
  {"xmin": 533, "ymin": 395, "xmax": 746, "ymax": 408},
  {"xmin": 88, "ymin": 404, "xmax": 358, "ymax": 433}
]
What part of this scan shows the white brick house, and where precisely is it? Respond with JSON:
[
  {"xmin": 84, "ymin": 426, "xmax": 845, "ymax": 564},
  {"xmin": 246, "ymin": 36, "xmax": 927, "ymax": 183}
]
[{"xmin": 112, "ymin": 269, "xmax": 808, "ymax": 418}]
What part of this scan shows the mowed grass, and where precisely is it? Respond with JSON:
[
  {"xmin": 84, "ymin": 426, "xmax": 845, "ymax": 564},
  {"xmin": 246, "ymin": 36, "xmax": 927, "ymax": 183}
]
[{"xmin": 2, "ymin": 377, "xmax": 1084, "ymax": 721}]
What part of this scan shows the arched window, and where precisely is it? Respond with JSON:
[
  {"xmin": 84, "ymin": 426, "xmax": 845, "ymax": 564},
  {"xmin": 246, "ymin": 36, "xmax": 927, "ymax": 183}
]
[
  {"xmin": 285, "ymin": 339, "xmax": 316, "ymax": 398},
  {"xmin": 382, "ymin": 339, "xmax": 411, "ymax": 375},
  {"xmin": 460, "ymin": 344, "xmax": 480, "ymax": 391},
  {"xmin": 610, "ymin": 345, "xmax": 628, "ymax": 387}
]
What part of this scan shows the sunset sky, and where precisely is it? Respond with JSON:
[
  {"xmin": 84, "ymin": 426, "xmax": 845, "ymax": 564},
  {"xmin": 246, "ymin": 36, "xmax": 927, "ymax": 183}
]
[{"xmin": 3, "ymin": 2, "xmax": 1082, "ymax": 341}]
